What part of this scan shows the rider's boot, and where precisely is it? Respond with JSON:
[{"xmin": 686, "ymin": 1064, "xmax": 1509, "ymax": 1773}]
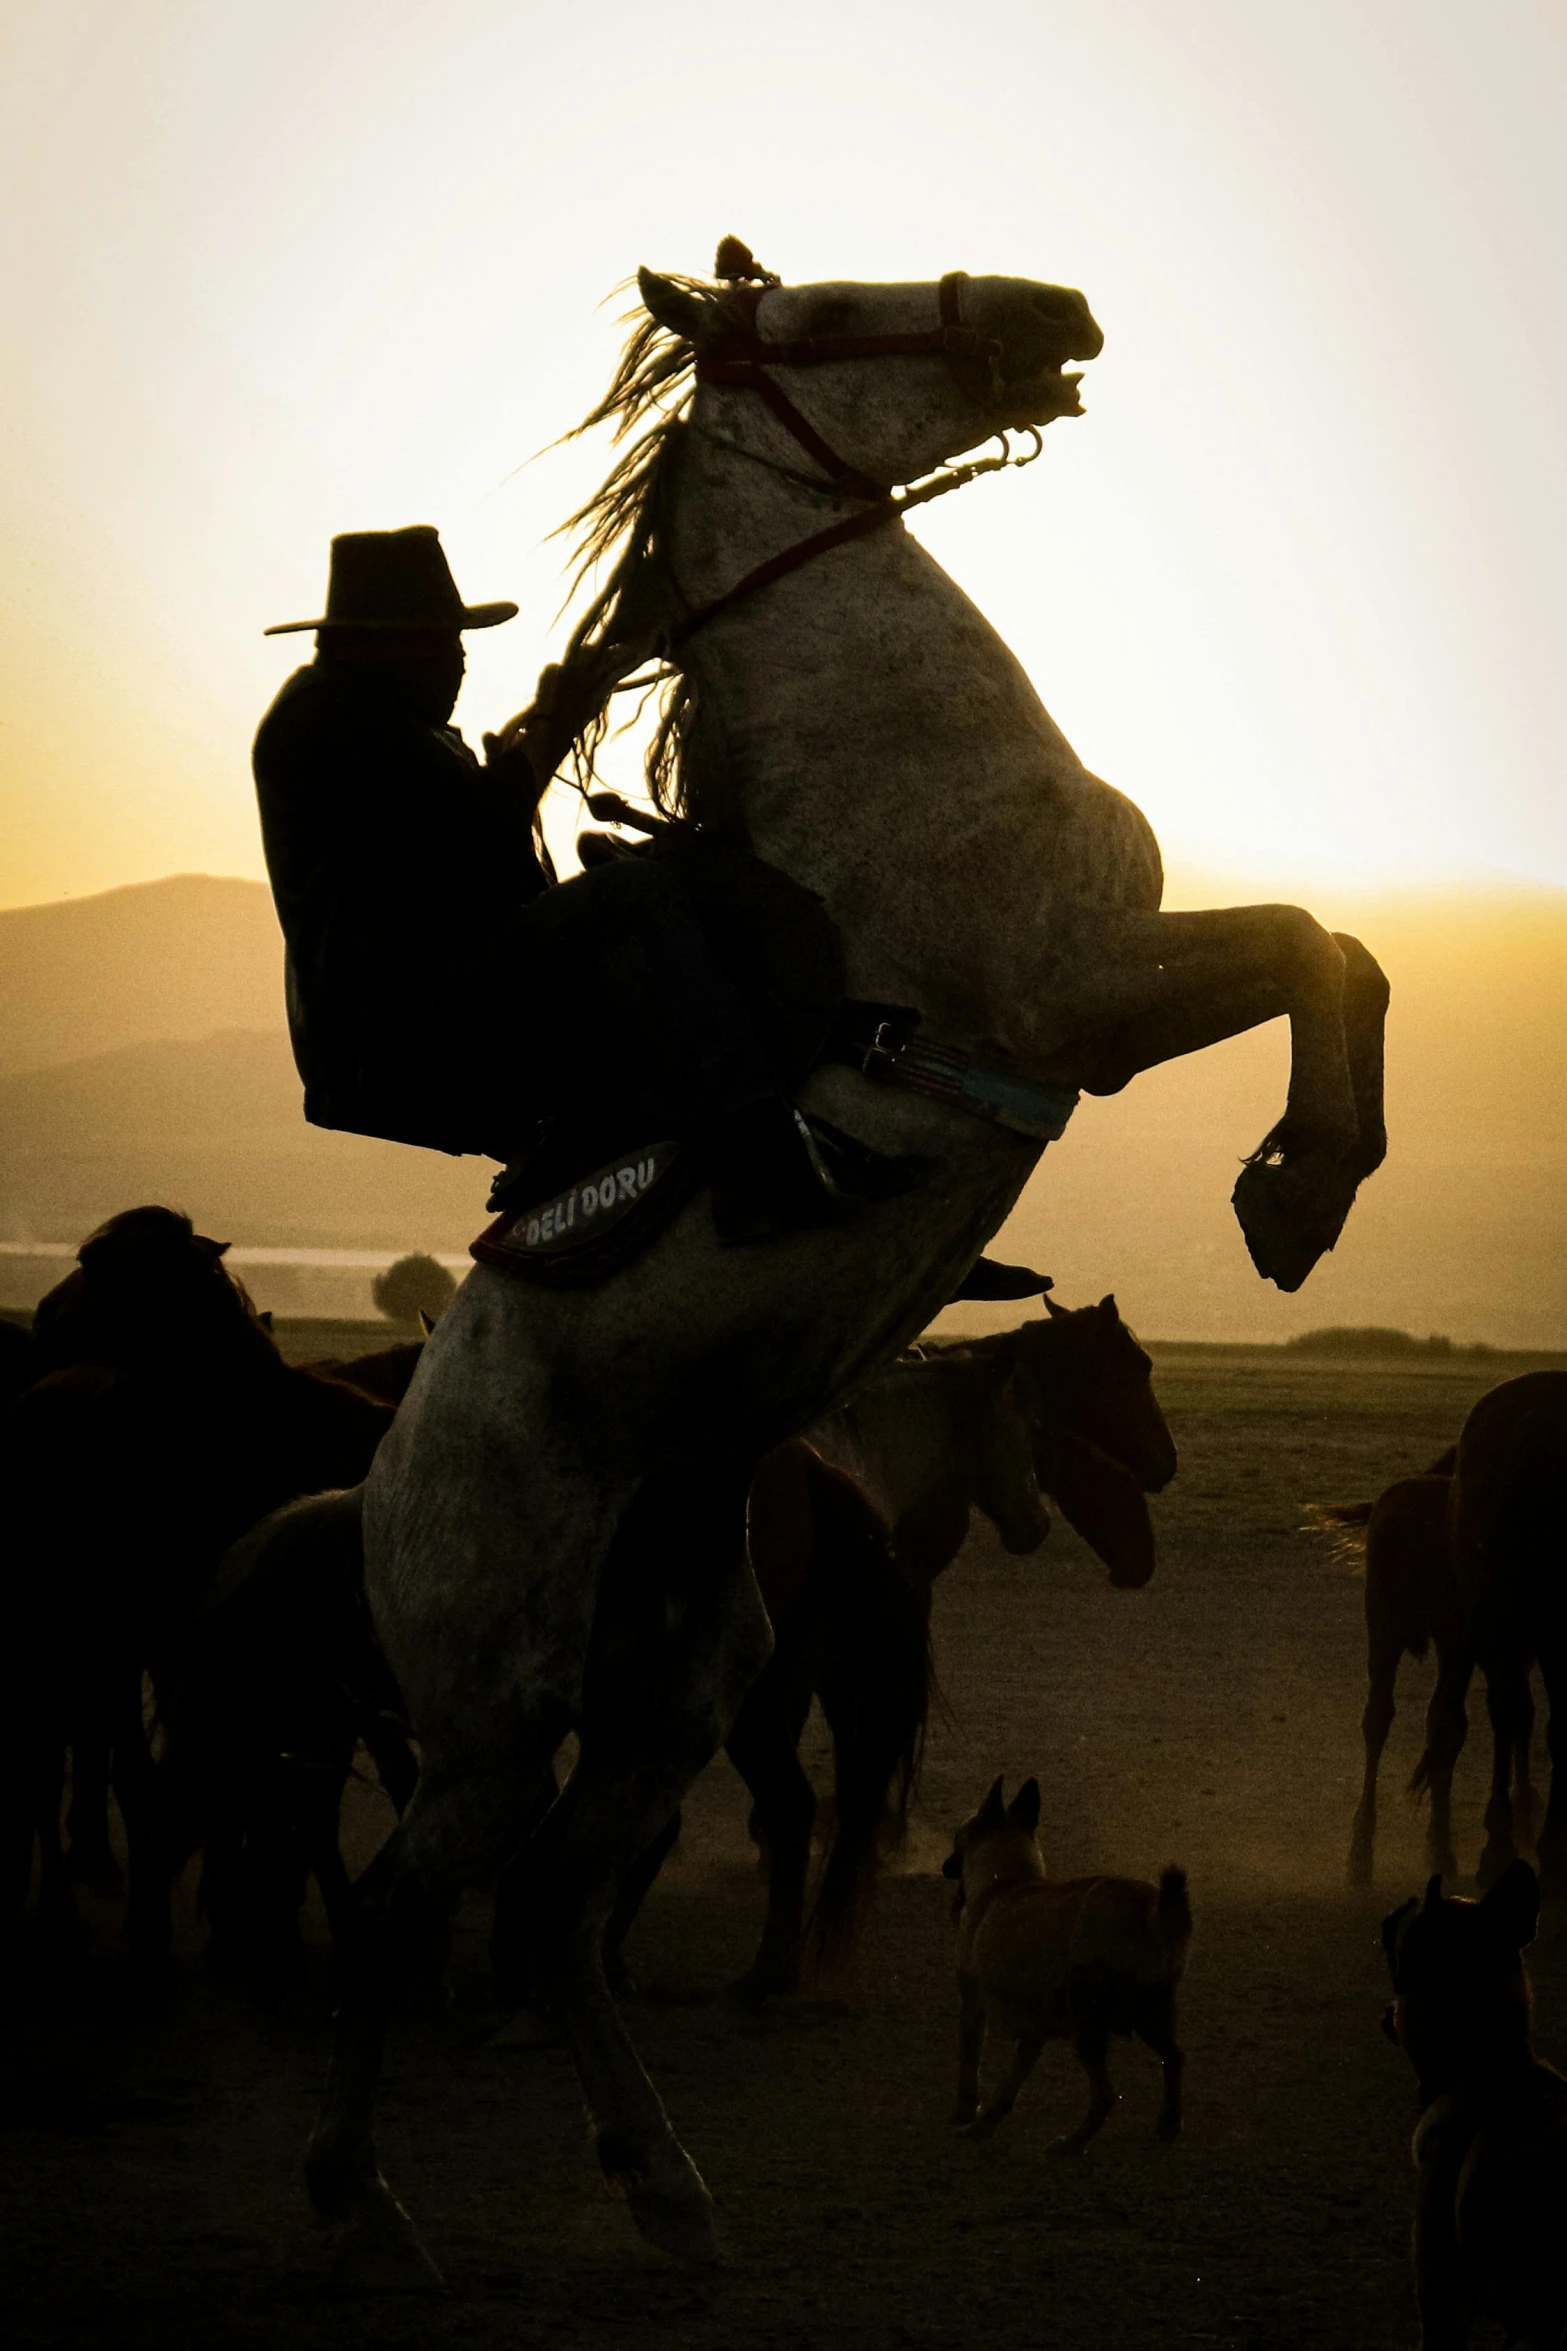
[{"xmin": 708, "ymin": 1098, "xmax": 933, "ymax": 1246}]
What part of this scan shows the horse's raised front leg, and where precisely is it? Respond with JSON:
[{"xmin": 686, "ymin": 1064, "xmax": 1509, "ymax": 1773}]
[
  {"xmin": 525, "ymin": 1461, "xmax": 772, "ymax": 2265},
  {"xmin": 1045, "ymin": 905, "xmax": 1388, "ymax": 1290}
]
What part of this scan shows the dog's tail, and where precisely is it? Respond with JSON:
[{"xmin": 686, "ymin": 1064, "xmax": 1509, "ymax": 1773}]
[{"xmin": 1154, "ymin": 1865, "xmax": 1193, "ymax": 1967}]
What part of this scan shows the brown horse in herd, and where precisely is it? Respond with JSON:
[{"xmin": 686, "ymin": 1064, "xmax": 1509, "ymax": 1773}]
[
  {"xmin": 0, "ymin": 1207, "xmax": 394, "ymax": 1969},
  {"xmin": 1315, "ymin": 1370, "xmax": 1567, "ymax": 1895},
  {"xmin": 176, "ymin": 1292, "xmax": 1175, "ymax": 2007}
]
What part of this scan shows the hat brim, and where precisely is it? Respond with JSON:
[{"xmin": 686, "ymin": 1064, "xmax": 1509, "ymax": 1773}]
[{"xmin": 263, "ymin": 600, "xmax": 519, "ymax": 637}]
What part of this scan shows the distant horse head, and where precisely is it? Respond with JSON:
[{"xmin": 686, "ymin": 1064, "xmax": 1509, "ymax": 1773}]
[
  {"xmin": 32, "ymin": 1205, "xmax": 278, "ymax": 1378},
  {"xmin": 945, "ymin": 1358, "xmax": 1053, "ymax": 1558},
  {"xmin": 1013, "ymin": 1296, "xmax": 1178, "ymax": 1496}
]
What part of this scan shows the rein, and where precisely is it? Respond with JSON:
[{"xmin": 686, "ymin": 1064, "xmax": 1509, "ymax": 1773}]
[{"xmin": 672, "ymin": 273, "xmax": 1043, "ymax": 648}]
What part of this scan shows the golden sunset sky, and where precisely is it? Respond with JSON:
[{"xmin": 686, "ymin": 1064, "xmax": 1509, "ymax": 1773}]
[{"xmin": 1, "ymin": 0, "xmax": 1563, "ymax": 909}]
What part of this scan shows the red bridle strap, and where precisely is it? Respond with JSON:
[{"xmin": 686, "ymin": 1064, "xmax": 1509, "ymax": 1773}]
[
  {"xmin": 667, "ymin": 505, "xmax": 902, "ymax": 650},
  {"xmin": 672, "ymin": 274, "xmax": 978, "ymax": 643},
  {"xmin": 700, "ymin": 272, "xmax": 978, "ymax": 370}
]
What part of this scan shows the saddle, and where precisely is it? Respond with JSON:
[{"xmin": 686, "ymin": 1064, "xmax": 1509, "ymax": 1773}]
[
  {"xmin": 473, "ymin": 836, "xmax": 847, "ymax": 1287},
  {"xmin": 471, "ymin": 834, "xmax": 1075, "ymax": 1288}
]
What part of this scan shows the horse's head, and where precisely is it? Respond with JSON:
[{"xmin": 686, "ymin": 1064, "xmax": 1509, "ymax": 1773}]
[
  {"xmin": 639, "ymin": 251, "xmax": 1103, "ymax": 495},
  {"xmin": 1012, "ymin": 1296, "xmax": 1178, "ymax": 1497},
  {"xmin": 33, "ymin": 1205, "xmax": 277, "ymax": 1375},
  {"xmin": 947, "ymin": 1357, "xmax": 1052, "ymax": 1557}
]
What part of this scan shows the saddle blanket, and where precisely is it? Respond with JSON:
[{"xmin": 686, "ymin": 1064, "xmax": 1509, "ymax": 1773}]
[{"xmin": 471, "ymin": 1139, "xmax": 692, "ymax": 1287}]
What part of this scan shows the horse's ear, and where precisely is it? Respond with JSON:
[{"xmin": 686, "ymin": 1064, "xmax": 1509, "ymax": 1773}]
[
  {"xmin": 1480, "ymin": 1859, "xmax": 1540, "ymax": 1953},
  {"xmin": 638, "ymin": 267, "xmax": 721, "ymax": 348},
  {"xmin": 1044, "ymin": 1294, "xmax": 1068, "ymax": 1320},
  {"xmin": 1007, "ymin": 1777, "xmax": 1041, "ymax": 1833},
  {"xmin": 1381, "ymin": 1897, "xmax": 1417, "ymax": 1972}
]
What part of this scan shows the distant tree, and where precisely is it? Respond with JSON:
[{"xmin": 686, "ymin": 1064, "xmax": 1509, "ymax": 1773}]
[{"xmin": 372, "ymin": 1252, "xmax": 457, "ymax": 1326}]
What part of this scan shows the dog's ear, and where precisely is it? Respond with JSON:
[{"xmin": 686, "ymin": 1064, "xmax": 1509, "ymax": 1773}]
[
  {"xmin": 1421, "ymin": 1874, "xmax": 1444, "ymax": 1914},
  {"xmin": 1007, "ymin": 1777, "xmax": 1041, "ymax": 1833},
  {"xmin": 976, "ymin": 1775, "xmax": 1007, "ymax": 1830},
  {"xmin": 1480, "ymin": 1858, "xmax": 1540, "ymax": 1953},
  {"xmin": 941, "ymin": 1845, "xmax": 964, "ymax": 1880},
  {"xmin": 1381, "ymin": 1897, "xmax": 1417, "ymax": 1976}
]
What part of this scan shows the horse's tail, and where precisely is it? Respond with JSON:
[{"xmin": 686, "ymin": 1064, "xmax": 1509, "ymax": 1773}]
[
  {"xmin": 802, "ymin": 1469, "xmax": 931, "ymax": 1979},
  {"xmin": 1153, "ymin": 1865, "xmax": 1193, "ymax": 1968},
  {"xmin": 1302, "ymin": 1498, "xmax": 1374, "ymax": 1566}
]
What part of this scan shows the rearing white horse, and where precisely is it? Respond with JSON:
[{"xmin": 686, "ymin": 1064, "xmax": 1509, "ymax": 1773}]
[{"xmin": 305, "ymin": 249, "xmax": 1387, "ymax": 2279}]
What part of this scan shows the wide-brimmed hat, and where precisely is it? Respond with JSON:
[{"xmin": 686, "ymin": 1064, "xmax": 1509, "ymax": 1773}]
[{"xmin": 264, "ymin": 525, "xmax": 518, "ymax": 636}]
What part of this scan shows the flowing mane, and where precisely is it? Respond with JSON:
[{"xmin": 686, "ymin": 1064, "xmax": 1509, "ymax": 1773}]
[{"xmin": 554, "ymin": 271, "xmax": 736, "ymax": 817}]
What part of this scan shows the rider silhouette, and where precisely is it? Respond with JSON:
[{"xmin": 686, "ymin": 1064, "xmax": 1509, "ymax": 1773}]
[{"xmin": 253, "ymin": 527, "xmax": 922, "ymax": 1236}]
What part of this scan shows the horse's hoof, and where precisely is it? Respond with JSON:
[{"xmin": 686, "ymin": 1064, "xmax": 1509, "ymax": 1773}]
[
  {"xmin": 606, "ymin": 2142, "xmax": 717, "ymax": 2266},
  {"xmin": 327, "ymin": 2176, "xmax": 445, "ymax": 2296},
  {"xmin": 1231, "ymin": 1158, "xmax": 1355, "ymax": 1293},
  {"xmin": 726, "ymin": 1963, "xmax": 798, "ymax": 2010}
]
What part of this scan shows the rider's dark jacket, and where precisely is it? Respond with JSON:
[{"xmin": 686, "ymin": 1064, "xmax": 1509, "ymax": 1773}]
[{"xmin": 253, "ymin": 659, "xmax": 550, "ymax": 1153}]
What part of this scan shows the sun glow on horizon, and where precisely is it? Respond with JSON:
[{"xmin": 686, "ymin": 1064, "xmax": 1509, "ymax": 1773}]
[{"xmin": 1, "ymin": 1, "xmax": 1565, "ymax": 910}]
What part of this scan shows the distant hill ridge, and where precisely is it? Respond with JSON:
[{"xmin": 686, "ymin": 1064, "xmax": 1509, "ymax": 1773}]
[
  {"xmin": 1, "ymin": 871, "xmax": 1565, "ymax": 1342},
  {"xmin": 0, "ymin": 873, "xmax": 284, "ymax": 1079}
]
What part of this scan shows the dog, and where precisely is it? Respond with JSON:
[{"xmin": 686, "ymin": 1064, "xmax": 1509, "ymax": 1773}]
[
  {"xmin": 942, "ymin": 1775, "xmax": 1191, "ymax": 2150},
  {"xmin": 1382, "ymin": 1863, "xmax": 1567, "ymax": 2349}
]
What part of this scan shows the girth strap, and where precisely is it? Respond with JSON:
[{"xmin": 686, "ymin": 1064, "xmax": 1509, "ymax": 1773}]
[{"xmin": 829, "ymin": 1001, "xmax": 1079, "ymax": 1145}]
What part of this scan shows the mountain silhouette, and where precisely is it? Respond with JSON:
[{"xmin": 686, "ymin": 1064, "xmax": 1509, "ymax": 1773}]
[
  {"xmin": 0, "ymin": 871, "xmax": 1563, "ymax": 1341},
  {"xmin": 0, "ymin": 874, "xmax": 285, "ymax": 1079}
]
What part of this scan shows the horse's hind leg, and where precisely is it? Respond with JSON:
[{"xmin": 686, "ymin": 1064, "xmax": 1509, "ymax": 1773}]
[
  {"xmin": 526, "ymin": 1463, "xmax": 772, "ymax": 2264},
  {"xmin": 1348, "ymin": 1628, "xmax": 1402, "ymax": 1887},
  {"xmin": 1411, "ymin": 1641, "xmax": 1472, "ymax": 1881},
  {"xmin": 306, "ymin": 1753, "xmax": 557, "ymax": 2287},
  {"xmin": 307, "ymin": 1455, "xmax": 626, "ymax": 2287},
  {"xmin": 1513, "ymin": 1670, "xmax": 1539, "ymax": 1853},
  {"xmin": 65, "ymin": 1730, "xmax": 120, "ymax": 1889},
  {"xmin": 723, "ymin": 1666, "xmax": 818, "ymax": 2005},
  {"xmin": 1478, "ymin": 1654, "xmax": 1530, "ymax": 1888},
  {"xmin": 1532, "ymin": 1640, "xmax": 1567, "ymax": 1901}
]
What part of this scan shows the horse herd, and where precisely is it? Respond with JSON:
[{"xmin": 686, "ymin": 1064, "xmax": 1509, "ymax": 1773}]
[
  {"xmin": 0, "ymin": 1205, "xmax": 1172, "ymax": 2011},
  {"xmin": 6, "ymin": 1202, "xmax": 1567, "ymax": 2338}
]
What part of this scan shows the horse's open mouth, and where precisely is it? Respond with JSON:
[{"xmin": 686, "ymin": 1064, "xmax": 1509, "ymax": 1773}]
[{"xmin": 1003, "ymin": 363, "xmax": 1088, "ymax": 426}]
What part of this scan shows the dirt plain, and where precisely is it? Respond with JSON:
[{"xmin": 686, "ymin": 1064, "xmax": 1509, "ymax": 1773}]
[{"xmin": 5, "ymin": 1339, "xmax": 1563, "ymax": 2351}]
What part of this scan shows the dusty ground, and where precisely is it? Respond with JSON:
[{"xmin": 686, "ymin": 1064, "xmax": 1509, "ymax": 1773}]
[{"xmin": 5, "ymin": 1343, "xmax": 1562, "ymax": 2350}]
